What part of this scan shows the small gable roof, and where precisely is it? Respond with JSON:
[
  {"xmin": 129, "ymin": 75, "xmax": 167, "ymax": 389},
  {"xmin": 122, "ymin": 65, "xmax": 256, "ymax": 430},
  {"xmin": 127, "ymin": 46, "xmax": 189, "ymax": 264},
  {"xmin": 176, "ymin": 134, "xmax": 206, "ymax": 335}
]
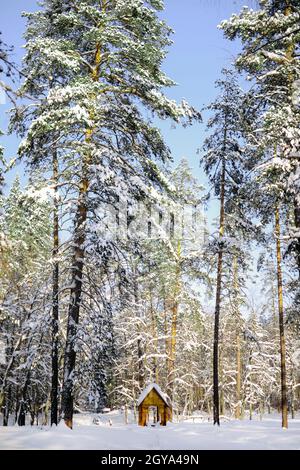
[{"xmin": 137, "ymin": 383, "xmax": 171, "ymax": 407}]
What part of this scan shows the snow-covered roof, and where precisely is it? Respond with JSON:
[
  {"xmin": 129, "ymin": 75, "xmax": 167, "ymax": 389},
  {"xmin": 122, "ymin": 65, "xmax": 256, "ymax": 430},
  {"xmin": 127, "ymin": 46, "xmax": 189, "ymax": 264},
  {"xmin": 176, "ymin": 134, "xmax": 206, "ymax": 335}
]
[{"xmin": 137, "ymin": 383, "xmax": 171, "ymax": 407}]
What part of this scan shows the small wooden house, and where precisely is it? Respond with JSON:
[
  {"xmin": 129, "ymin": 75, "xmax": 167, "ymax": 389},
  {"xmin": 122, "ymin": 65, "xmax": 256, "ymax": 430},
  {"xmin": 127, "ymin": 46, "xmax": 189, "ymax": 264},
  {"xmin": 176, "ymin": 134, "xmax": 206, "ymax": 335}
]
[{"xmin": 137, "ymin": 383, "xmax": 172, "ymax": 426}]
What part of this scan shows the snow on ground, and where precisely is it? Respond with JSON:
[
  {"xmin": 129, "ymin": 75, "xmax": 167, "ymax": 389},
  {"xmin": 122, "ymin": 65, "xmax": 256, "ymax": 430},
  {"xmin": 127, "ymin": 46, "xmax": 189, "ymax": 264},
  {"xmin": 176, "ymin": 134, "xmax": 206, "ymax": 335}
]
[{"xmin": 0, "ymin": 411, "xmax": 299, "ymax": 450}]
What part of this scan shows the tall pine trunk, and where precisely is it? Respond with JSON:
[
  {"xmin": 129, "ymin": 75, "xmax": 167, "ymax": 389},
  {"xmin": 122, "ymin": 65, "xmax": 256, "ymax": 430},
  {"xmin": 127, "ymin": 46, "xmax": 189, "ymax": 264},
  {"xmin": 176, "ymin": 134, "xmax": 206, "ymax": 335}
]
[
  {"xmin": 164, "ymin": 294, "xmax": 170, "ymax": 383},
  {"xmin": 61, "ymin": 42, "xmax": 102, "ymax": 429},
  {"xmin": 61, "ymin": 179, "xmax": 88, "ymax": 428},
  {"xmin": 168, "ymin": 240, "xmax": 181, "ymax": 402},
  {"xmin": 275, "ymin": 207, "xmax": 288, "ymax": 429},
  {"xmin": 51, "ymin": 150, "xmax": 59, "ymax": 426},
  {"xmin": 219, "ymin": 348, "xmax": 224, "ymax": 416},
  {"xmin": 150, "ymin": 289, "xmax": 159, "ymax": 384},
  {"xmin": 213, "ymin": 156, "xmax": 226, "ymax": 426},
  {"xmin": 168, "ymin": 301, "xmax": 178, "ymax": 401}
]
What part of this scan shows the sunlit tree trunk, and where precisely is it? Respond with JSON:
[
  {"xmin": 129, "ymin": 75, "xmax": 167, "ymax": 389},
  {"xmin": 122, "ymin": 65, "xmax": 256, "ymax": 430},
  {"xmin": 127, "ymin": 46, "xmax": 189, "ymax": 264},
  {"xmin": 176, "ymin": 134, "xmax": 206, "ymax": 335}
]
[
  {"xmin": 150, "ymin": 290, "xmax": 159, "ymax": 384},
  {"xmin": 275, "ymin": 206, "xmax": 288, "ymax": 429},
  {"xmin": 164, "ymin": 294, "xmax": 170, "ymax": 383},
  {"xmin": 168, "ymin": 240, "xmax": 181, "ymax": 402}
]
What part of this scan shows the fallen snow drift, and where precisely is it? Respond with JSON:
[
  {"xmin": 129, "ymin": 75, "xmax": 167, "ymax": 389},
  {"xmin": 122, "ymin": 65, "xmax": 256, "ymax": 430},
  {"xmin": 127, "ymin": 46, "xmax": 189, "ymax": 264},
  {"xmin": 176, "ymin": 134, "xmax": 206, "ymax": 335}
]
[{"xmin": 0, "ymin": 412, "xmax": 299, "ymax": 450}]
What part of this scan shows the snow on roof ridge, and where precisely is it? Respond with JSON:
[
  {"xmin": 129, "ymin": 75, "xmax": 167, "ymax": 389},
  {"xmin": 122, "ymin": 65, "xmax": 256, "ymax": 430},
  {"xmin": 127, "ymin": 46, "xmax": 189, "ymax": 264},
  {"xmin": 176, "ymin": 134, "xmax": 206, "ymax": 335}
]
[{"xmin": 137, "ymin": 382, "xmax": 171, "ymax": 407}]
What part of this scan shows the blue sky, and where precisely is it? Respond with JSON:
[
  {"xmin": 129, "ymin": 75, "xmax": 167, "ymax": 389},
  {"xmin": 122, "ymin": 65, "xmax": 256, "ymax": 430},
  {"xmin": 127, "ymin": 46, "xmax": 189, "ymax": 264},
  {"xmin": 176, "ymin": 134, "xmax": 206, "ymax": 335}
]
[{"xmin": 0, "ymin": 0, "xmax": 248, "ymax": 216}]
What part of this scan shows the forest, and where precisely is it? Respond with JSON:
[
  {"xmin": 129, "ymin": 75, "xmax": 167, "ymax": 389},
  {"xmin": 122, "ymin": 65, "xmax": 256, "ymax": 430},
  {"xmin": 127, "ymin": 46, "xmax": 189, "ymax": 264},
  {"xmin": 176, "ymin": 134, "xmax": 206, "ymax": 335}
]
[{"xmin": 0, "ymin": 0, "xmax": 300, "ymax": 450}]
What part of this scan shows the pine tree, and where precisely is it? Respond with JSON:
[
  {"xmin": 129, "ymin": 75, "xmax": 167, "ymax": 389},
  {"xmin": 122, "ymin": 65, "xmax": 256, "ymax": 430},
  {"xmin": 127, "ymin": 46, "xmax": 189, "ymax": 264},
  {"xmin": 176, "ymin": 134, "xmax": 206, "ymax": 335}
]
[
  {"xmin": 14, "ymin": 0, "xmax": 200, "ymax": 428},
  {"xmin": 201, "ymin": 69, "xmax": 255, "ymax": 425}
]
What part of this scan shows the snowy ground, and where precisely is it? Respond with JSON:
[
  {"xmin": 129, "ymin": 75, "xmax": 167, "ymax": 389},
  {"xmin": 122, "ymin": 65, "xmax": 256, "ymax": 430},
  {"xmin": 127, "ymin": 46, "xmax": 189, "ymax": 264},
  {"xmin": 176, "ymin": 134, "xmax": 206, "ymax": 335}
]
[{"xmin": 0, "ymin": 411, "xmax": 299, "ymax": 450}]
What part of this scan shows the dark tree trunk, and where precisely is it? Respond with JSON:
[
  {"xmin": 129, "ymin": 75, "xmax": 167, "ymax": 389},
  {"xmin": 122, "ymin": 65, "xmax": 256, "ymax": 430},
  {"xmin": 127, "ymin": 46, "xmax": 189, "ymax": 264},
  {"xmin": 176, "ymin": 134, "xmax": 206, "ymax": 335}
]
[
  {"xmin": 2, "ymin": 386, "xmax": 11, "ymax": 426},
  {"xmin": 17, "ymin": 374, "xmax": 30, "ymax": 426},
  {"xmin": 51, "ymin": 150, "xmax": 59, "ymax": 426},
  {"xmin": 14, "ymin": 388, "xmax": 20, "ymax": 424},
  {"xmin": 17, "ymin": 403, "xmax": 26, "ymax": 427},
  {"xmin": 213, "ymin": 157, "xmax": 226, "ymax": 426},
  {"xmin": 61, "ymin": 192, "xmax": 87, "ymax": 429}
]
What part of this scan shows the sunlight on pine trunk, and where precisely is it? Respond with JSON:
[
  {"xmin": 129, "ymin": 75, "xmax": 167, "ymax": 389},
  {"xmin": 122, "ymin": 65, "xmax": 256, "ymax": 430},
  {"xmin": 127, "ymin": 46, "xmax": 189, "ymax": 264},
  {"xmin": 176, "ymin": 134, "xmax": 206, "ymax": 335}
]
[
  {"xmin": 168, "ymin": 240, "xmax": 181, "ymax": 402},
  {"xmin": 275, "ymin": 206, "xmax": 288, "ymax": 429}
]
